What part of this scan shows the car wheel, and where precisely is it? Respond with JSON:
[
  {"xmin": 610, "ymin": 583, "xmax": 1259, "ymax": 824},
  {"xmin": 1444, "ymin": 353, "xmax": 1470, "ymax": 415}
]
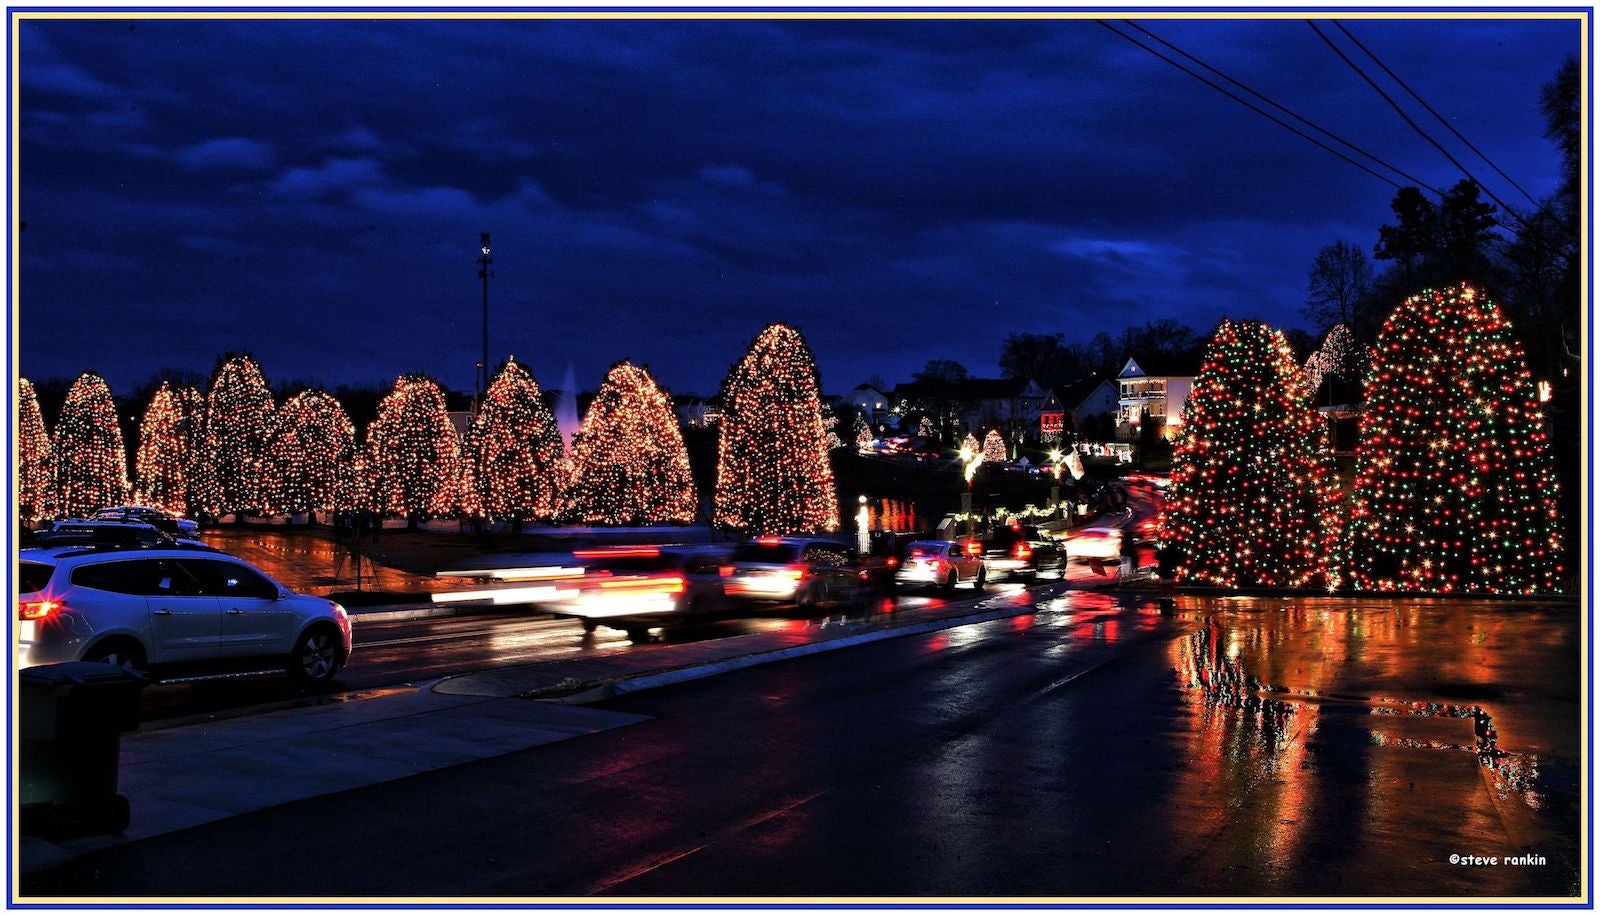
[
  {"xmin": 974, "ymin": 567, "xmax": 987, "ymax": 592},
  {"xmin": 288, "ymin": 627, "xmax": 342, "ymax": 686},
  {"xmin": 943, "ymin": 571, "xmax": 958, "ymax": 595},
  {"xmin": 581, "ymin": 619, "xmax": 599, "ymax": 634},
  {"xmin": 626, "ymin": 628, "xmax": 651, "ymax": 644},
  {"xmin": 83, "ymin": 640, "xmax": 146, "ymax": 674}
]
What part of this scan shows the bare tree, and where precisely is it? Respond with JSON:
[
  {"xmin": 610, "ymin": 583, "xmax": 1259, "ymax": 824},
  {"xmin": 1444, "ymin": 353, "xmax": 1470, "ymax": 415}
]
[{"xmin": 1305, "ymin": 240, "xmax": 1375, "ymax": 337}]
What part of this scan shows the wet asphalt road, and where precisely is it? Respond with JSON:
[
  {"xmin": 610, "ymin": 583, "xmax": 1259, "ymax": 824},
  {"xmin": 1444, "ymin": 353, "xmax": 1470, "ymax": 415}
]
[{"xmin": 25, "ymin": 591, "xmax": 1581, "ymax": 899}]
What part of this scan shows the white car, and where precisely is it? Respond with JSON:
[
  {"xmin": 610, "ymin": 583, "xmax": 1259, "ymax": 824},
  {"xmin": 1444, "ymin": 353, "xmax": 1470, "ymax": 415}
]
[
  {"xmin": 895, "ymin": 540, "xmax": 986, "ymax": 593},
  {"xmin": 93, "ymin": 505, "xmax": 202, "ymax": 537},
  {"xmin": 1063, "ymin": 526, "xmax": 1125, "ymax": 562},
  {"xmin": 18, "ymin": 545, "xmax": 352, "ymax": 685}
]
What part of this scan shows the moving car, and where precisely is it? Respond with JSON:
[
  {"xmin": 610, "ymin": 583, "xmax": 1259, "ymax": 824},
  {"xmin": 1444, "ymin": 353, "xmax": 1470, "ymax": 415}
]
[
  {"xmin": 895, "ymin": 540, "xmax": 986, "ymax": 593},
  {"xmin": 981, "ymin": 523, "xmax": 1066, "ymax": 581},
  {"xmin": 556, "ymin": 545, "xmax": 735, "ymax": 641},
  {"xmin": 723, "ymin": 536, "xmax": 862, "ymax": 609},
  {"xmin": 1063, "ymin": 526, "xmax": 1125, "ymax": 562},
  {"xmin": 17, "ymin": 544, "xmax": 352, "ymax": 685}
]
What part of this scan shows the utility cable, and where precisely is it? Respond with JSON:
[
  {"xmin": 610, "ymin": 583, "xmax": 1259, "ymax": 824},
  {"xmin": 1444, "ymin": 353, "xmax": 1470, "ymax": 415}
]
[
  {"xmin": 1307, "ymin": 19, "xmax": 1527, "ymax": 229},
  {"xmin": 1094, "ymin": 20, "xmax": 1406, "ymax": 192},
  {"xmin": 1333, "ymin": 20, "xmax": 1540, "ymax": 208},
  {"xmin": 1120, "ymin": 19, "xmax": 1444, "ymax": 197}
]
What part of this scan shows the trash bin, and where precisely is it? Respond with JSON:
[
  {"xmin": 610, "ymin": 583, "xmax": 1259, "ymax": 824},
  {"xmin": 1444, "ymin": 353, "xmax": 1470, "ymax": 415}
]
[{"xmin": 20, "ymin": 661, "xmax": 148, "ymax": 840}]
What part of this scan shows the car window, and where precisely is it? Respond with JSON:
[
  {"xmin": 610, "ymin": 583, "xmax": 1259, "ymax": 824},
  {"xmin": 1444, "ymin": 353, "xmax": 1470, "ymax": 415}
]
[
  {"xmin": 149, "ymin": 560, "xmax": 208, "ymax": 597},
  {"xmin": 71, "ymin": 559, "xmax": 165, "ymax": 596},
  {"xmin": 20, "ymin": 561, "xmax": 55, "ymax": 594},
  {"xmin": 186, "ymin": 559, "xmax": 281, "ymax": 600}
]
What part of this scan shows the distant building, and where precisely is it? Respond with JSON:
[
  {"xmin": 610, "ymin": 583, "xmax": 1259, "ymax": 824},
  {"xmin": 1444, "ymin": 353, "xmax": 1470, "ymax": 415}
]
[
  {"xmin": 890, "ymin": 377, "xmax": 1061, "ymax": 444},
  {"xmin": 1116, "ymin": 356, "xmax": 1196, "ymax": 442},
  {"xmin": 673, "ymin": 395, "xmax": 721, "ymax": 429},
  {"xmin": 843, "ymin": 384, "xmax": 891, "ymax": 423},
  {"xmin": 1058, "ymin": 376, "xmax": 1119, "ymax": 438}
]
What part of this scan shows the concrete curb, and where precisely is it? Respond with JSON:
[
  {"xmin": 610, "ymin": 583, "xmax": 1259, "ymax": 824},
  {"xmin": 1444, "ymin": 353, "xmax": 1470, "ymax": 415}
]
[{"xmin": 545, "ymin": 601, "xmax": 1031, "ymax": 705}]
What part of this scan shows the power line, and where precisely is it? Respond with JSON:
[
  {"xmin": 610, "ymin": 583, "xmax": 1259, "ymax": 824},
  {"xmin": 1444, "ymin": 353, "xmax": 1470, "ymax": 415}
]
[
  {"xmin": 1333, "ymin": 20, "xmax": 1540, "ymax": 208},
  {"xmin": 1094, "ymin": 20, "xmax": 1408, "ymax": 193},
  {"xmin": 1120, "ymin": 19, "xmax": 1444, "ymax": 197},
  {"xmin": 1306, "ymin": 19, "xmax": 1527, "ymax": 229}
]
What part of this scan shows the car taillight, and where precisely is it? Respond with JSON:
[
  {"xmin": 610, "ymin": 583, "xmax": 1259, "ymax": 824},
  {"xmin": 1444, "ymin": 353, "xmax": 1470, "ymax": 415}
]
[
  {"xmin": 929, "ymin": 560, "xmax": 943, "ymax": 572},
  {"xmin": 718, "ymin": 565, "xmax": 735, "ymax": 577},
  {"xmin": 1013, "ymin": 543, "xmax": 1033, "ymax": 560},
  {"xmin": 785, "ymin": 566, "xmax": 807, "ymax": 582},
  {"xmin": 19, "ymin": 599, "xmax": 59, "ymax": 621},
  {"xmin": 887, "ymin": 557, "xmax": 898, "ymax": 568},
  {"xmin": 965, "ymin": 542, "xmax": 982, "ymax": 557}
]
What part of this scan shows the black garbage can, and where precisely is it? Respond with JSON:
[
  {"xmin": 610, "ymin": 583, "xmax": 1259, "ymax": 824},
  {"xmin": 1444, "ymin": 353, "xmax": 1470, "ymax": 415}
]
[{"xmin": 20, "ymin": 661, "xmax": 148, "ymax": 839}]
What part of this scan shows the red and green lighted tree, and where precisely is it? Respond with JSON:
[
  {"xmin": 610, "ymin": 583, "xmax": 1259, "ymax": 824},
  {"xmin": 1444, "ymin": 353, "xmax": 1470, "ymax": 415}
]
[
  {"xmin": 982, "ymin": 429, "xmax": 1006, "ymax": 463},
  {"xmin": 462, "ymin": 359, "xmax": 566, "ymax": 522},
  {"xmin": 266, "ymin": 390, "xmax": 357, "ymax": 517},
  {"xmin": 18, "ymin": 378, "xmax": 54, "ymax": 522},
  {"xmin": 566, "ymin": 361, "xmax": 696, "ymax": 525},
  {"xmin": 201, "ymin": 355, "xmax": 275, "ymax": 516},
  {"xmin": 365, "ymin": 375, "xmax": 462, "ymax": 520},
  {"xmin": 52, "ymin": 372, "xmax": 129, "ymax": 517},
  {"xmin": 714, "ymin": 324, "xmax": 839, "ymax": 534},
  {"xmin": 1159, "ymin": 319, "xmax": 1334, "ymax": 588},
  {"xmin": 1347, "ymin": 285, "xmax": 1563, "ymax": 593},
  {"xmin": 133, "ymin": 383, "xmax": 190, "ymax": 515}
]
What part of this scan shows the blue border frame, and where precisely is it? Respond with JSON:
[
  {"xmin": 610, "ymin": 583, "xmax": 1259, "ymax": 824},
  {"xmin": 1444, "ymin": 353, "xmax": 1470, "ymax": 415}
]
[{"xmin": 3, "ymin": 5, "xmax": 1587, "ymax": 909}]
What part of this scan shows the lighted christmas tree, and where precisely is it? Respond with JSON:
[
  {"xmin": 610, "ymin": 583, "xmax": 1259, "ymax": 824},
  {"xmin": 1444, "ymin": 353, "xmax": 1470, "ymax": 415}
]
[
  {"xmin": 461, "ymin": 359, "xmax": 566, "ymax": 522},
  {"xmin": 1347, "ymin": 285, "xmax": 1563, "ymax": 593},
  {"xmin": 917, "ymin": 415, "xmax": 935, "ymax": 439},
  {"xmin": 201, "ymin": 354, "xmax": 275, "ymax": 516},
  {"xmin": 266, "ymin": 390, "xmax": 357, "ymax": 518},
  {"xmin": 714, "ymin": 324, "xmax": 839, "ymax": 534},
  {"xmin": 178, "ymin": 385, "xmax": 218, "ymax": 520},
  {"xmin": 133, "ymin": 383, "xmax": 190, "ymax": 515},
  {"xmin": 854, "ymin": 414, "xmax": 874, "ymax": 452},
  {"xmin": 1159, "ymin": 319, "xmax": 1335, "ymax": 588},
  {"xmin": 52, "ymin": 372, "xmax": 129, "ymax": 517},
  {"xmin": 566, "ymin": 361, "xmax": 697, "ymax": 525},
  {"xmin": 365, "ymin": 375, "xmax": 463, "ymax": 520},
  {"xmin": 1303, "ymin": 324, "xmax": 1368, "ymax": 395},
  {"xmin": 17, "ymin": 378, "xmax": 54, "ymax": 522},
  {"xmin": 982, "ymin": 429, "xmax": 1006, "ymax": 463}
]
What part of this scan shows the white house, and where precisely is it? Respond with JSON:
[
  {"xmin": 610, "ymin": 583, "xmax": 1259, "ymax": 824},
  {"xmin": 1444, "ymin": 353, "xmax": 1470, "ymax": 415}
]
[
  {"xmin": 1116, "ymin": 357, "xmax": 1195, "ymax": 442},
  {"xmin": 843, "ymin": 384, "xmax": 891, "ymax": 422}
]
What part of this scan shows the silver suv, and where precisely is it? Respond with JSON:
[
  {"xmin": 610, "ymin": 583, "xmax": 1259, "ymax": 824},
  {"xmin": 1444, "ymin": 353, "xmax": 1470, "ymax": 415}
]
[{"xmin": 18, "ymin": 545, "xmax": 353, "ymax": 685}]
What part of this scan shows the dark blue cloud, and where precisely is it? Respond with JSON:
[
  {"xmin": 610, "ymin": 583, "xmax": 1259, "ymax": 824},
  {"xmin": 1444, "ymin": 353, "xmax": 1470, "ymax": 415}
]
[{"xmin": 17, "ymin": 15, "xmax": 1578, "ymax": 402}]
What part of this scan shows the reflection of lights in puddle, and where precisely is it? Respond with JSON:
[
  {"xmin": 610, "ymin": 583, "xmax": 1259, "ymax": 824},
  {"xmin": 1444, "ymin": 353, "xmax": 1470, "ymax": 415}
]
[{"xmin": 1181, "ymin": 618, "xmax": 1548, "ymax": 809}]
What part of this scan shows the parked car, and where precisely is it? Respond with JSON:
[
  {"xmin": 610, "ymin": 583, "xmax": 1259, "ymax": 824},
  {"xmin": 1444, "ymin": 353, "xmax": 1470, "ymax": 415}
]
[
  {"xmin": 40, "ymin": 518, "xmax": 208, "ymax": 549},
  {"xmin": 93, "ymin": 505, "xmax": 202, "ymax": 537},
  {"xmin": 723, "ymin": 536, "xmax": 862, "ymax": 609},
  {"xmin": 17, "ymin": 544, "xmax": 353, "ymax": 685},
  {"xmin": 895, "ymin": 540, "xmax": 986, "ymax": 593},
  {"xmin": 981, "ymin": 523, "xmax": 1066, "ymax": 581},
  {"xmin": 557, "ymin": 545, "xmax": 735, "ymax": 641}
]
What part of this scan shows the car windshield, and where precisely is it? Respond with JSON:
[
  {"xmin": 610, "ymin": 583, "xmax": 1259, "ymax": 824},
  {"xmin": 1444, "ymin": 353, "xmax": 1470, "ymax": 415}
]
[
  {"xmin": 19, "ymin": 561, "xmax": 53, "ymax": 593},
  {"xmin": 732, "ymin": 543, "xmax": 802, "ymax": 564}
]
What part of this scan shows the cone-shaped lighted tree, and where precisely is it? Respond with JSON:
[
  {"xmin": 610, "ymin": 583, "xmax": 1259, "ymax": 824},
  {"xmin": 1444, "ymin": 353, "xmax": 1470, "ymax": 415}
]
[
  {"xmin": 178, "ymin": 386, "xmax": 217, "ymax": 520},
  {"xmin": 982, "ymin": 429, "xmax": 1006, "ymax": 463},
  {"xmin": 366, "ymin": 375, "xmax": 462, "ymax": 520},
  {"xmin": 266, "ymin": 390, "xmax": 357, "ymax": 518},
  {"xmin": 566, "ymin": 362, "xmax": 696, "ymax": 525},
  {"xmin": 853, "ymin": 414, "xmax": 873, "ymax": 452},
  {"xmin": 1303, "ymin": 323, "xmax": 1367, "ymax": 395},
  {"xmin": 133, "ymin": 383, "xmax": 190, "ymax": 516},
  {"xmin": 1159, "ymin": 319, "xmax": 1335, "ymax": 588},
  {"xmin": 462, "ymin": 359, "xmax": 566, "ymax": 522},
  {"xmin": 52, "ymin": 372, "xmax": 129, "ymax": 517},
  {"xmin": 1347, "ymin": 285, "xmax": 1563, "ymax": 593},
  {"xmin": 714, "ymin": 324, "xmax": 839, "ymax": 534},
  {"xmin": 18, "ymin": 378, "xmax": 54, "ymax": 522},
  {"xmin": 201, "ymin": 355, "xmax": 275, "ymax": 516}
]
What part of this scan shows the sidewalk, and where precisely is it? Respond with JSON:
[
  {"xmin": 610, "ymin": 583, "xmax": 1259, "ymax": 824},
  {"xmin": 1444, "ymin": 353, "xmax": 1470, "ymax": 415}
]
[{"xmin": 19, "ymin": 585, "xmax": 1060, "ymax": 880}]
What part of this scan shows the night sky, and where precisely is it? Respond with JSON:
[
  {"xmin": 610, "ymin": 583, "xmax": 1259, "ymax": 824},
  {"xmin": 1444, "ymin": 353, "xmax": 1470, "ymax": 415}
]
[{"xmin": 17, "ymin": 13, "xmax": 1580, "ymax": 402}]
